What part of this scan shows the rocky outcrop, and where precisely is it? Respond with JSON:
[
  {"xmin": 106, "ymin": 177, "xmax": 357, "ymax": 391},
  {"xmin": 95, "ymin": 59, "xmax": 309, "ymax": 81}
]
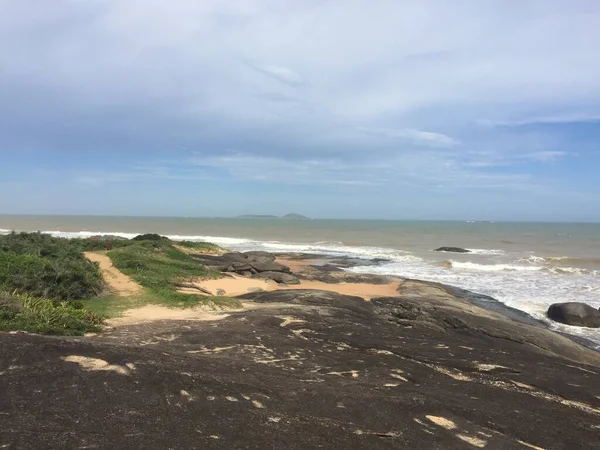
[
  {"xmin": 190, "ymin": 251, "xmax": 295, "ymax": 283},
  {"xmin": 2, "ymin": 288, "xmax": 600, "ymax": 449},
  {"xmin": 547, "ymin": 302, "xmax": 600, "ymax": 328},
  {"xmin": 254, "ymin": 271, "xmax": 300, "ymax": 285},
  {"xmin": 434, "ymin": 246, "xmax": 471, "ymax": 253}
]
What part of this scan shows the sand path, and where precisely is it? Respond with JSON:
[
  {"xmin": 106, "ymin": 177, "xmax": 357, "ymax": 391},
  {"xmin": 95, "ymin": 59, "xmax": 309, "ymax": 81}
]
[{"xmin": 84, "ymin": 252, "xmax": 143, "ymax": 296}]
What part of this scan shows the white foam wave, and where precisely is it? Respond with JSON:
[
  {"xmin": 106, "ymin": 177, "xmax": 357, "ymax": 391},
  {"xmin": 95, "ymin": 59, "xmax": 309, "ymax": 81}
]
[
  {"xmin": 466, "ymin": 248, "xmax": 506, "ymax": 255},
  {"xmin": 0, "ymin": 228, "xmax": 10, "ymax": 235},
  {"xmin": 450, "ymin": 261, "xmax": 544, "ymax": 272}
]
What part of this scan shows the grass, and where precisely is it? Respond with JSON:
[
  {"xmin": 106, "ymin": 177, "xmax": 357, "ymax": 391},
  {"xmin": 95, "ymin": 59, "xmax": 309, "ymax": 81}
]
[
  {"xmin": 0, "ymin": 232, "xmax": 104, "ymax": 300},
  {"xmin": 106, "ymin": 238, "xmax": 239, "ymax": 308},
  {"xmin": 0, "ymin": 231, "xmax": 238, "ymax": 333},
  {"xmin": 0, "ymin": 291, "xmax": 102, "ymax": 336}
]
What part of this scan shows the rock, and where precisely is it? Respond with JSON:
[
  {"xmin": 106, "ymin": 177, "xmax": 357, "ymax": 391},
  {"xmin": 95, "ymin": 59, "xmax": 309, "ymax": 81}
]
[
  {"xmin": 434, "ymin": 247, "xmax": 471, "ymax": 253},
  {"xmin": 254, "ymin": 271, "xmax": 300, "ymax": 285},
  {"xmin": 247, "ymin": 287, "xmax": 264, "ymax": 293},
  {"xmin": 244, "ymin": 251, "xmax": 276, "ymax": 262},
  {"xmin": 3, "ymin": 286, "xmax": 600, "ymax": 448},
  {"xmin": 227, "ymin": 262, "xmax": 253, "ymax": 273},
  {"xmin": 216, "ymin": 289, "xmax": 226, "ymax": 296},
  {"xmin": 249, "ymin": 261, "xmax": 290, "ymax": 273},
  {"xmin": 222, "ymin": 252, "xmax": 249, "ymax": 263},
  {"xmin": 547, "ymin": 302, "xmax": 600, "ymax": 328}
]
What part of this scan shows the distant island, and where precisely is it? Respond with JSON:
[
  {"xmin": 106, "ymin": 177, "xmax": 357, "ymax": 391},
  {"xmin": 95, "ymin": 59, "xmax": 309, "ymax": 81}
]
[{"xmin": 237, "ymin": 213, "xmax": 310, "ymax": 220}]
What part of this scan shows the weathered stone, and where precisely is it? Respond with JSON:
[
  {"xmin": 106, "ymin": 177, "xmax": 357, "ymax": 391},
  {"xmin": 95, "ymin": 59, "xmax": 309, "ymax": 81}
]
[
  {"xmin": 244, "ymin": 251, "xmax": 276, "ymax": 262},
  {"xmin": 221, "ymin": 252, "xmax": 249, "ymax": 262},
  {"xmin": 434, "ymin": 246, "xmax": 471, "ymax": 253},
  {"xmin": 2, "ymin": 288, "xmax": 600, "ymax": 449},
  {"xmin": 547, "ymin": 302, "xmax": 600, "ymax": 328},
  {"xmin": 249, "ymin": 261, "xmax": 290, "ymax": 273},
  {"xmin": 227, "ymin": 262, "xmax": 253, "ymax": 273},
  {"xmin": 254, "ymin": 271, "xmax": 300, "ymax": 284}
]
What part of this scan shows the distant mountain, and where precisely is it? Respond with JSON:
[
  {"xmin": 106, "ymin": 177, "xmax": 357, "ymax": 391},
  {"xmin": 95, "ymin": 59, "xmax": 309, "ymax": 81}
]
[{"xmin": 282, "ymin": 213, "xmax": 310, "ymax": 220}]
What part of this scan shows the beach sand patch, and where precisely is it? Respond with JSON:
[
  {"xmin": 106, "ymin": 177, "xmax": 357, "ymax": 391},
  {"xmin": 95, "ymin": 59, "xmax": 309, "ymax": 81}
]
[
  {"xmin": 106, "ymin": 305, "xmax": 232, "ymax": 326},
  {"xmin": 179, "ymin": 273, "xmax": 401, "ymax": 300}
]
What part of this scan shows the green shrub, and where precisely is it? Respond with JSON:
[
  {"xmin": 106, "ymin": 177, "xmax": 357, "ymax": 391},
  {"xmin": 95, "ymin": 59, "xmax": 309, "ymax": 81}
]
[
  {"xmin": 177, "ymin": 241, "xmax": 224, "ymax": 253},
  {"xmin": 132, "ymin": 233, "xmax": 169, "ymax": 242},
  {"xmin": 0, "ymin": 292, "xmax": 102, "ymax": 335},
  {"xmin": 0, "ymin": 232, "xmax": 104, "ymax": 300}
]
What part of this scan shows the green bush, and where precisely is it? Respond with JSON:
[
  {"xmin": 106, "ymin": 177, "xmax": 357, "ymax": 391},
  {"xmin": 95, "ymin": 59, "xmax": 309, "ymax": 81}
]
[
  {"xmin": 0, "ymin": 232, "xmax": 104, "ymax": 300},
  {"xmin": 0, "ymin": 291, "xmax": 102, "ymax": 335}
]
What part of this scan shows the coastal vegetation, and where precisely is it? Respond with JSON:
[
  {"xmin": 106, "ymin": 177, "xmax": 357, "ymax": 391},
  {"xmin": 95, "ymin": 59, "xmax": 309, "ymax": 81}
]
[
  {"xmin": 0, "ymin": 232, "xmax": 104, "ymax": 300},
  {"xmin": 0, "ymin": 231, "xmax": 235, "ymax": 334},
  {"xmin": 106, "ymin": 236, "xmax": 237, "ymax": 307}
]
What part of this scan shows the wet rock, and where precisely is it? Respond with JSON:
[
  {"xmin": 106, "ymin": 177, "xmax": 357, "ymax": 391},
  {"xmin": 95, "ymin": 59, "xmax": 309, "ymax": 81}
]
[
  {"xmin": 254, "ymin": 271, "xmax": 300, "ymax": 285},
  {"xmin": 434, "ymin": 247, "xmax": 471, "ymax": 253},
  {"xmin": 547, "ymin": 302, "xmax": 600, "ymax": 328}
]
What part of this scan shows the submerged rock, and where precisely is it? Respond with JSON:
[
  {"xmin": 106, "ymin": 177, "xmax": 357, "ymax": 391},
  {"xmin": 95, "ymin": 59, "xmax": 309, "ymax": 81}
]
[
  {"xmin": 434, "ymin": 246, "xmax": 471, "ymax": 253},
  {"xmin": 547, "ymin": 302, "xmax": 600, "ymax": 328}
]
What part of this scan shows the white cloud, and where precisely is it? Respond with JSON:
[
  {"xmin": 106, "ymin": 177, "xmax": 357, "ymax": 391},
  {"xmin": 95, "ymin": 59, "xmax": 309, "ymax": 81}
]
[
  {"xmin": 358, "ymin": 127, "xmax": 458, "ymax": 147},
  {"xmin": 479, "ymin": 113, "xmax": 600, "ymax": 127},
  {"xmin": 248, "ymin": 62, "xmax": 303, "ymax": 86},
  {"xmin": 2, "ymin": 0, "xmax": 600, "ymax": 216}
]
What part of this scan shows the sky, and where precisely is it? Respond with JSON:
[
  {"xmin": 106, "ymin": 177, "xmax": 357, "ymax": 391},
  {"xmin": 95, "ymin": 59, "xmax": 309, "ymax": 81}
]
[{"xmin": 1, "ymin": 0, "xmax": 600, "ymax": 221}]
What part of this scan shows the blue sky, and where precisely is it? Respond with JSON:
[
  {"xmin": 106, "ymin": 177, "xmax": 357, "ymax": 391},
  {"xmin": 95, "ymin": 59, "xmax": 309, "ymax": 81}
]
[{"xmin": 1, "ymin": 0, "xmax": 600, "ymax": 221}]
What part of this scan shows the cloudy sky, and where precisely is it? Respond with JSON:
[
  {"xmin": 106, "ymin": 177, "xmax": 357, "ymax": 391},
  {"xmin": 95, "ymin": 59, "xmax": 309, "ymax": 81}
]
[{"xmin": 2, "ymin": 0, "xmax": 600, "ymax": 221}]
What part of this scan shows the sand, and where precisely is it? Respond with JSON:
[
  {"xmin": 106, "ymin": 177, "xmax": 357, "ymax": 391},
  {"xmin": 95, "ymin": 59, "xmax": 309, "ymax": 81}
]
[
  {"xmin": 177, "ymin": 274, "xmax": 400, "ymax": 300},
  {"xmin": 84, "ymin": 252, "xmax": 143, "ymax": 296},
  {"xmin": 106, "ymin": 304, "xmax": 231, "ymax": 326}
]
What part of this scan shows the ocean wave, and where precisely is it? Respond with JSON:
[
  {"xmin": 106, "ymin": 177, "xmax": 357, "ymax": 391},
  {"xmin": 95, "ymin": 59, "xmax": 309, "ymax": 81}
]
[
  {"xmin": 449, "ymin": 261, "xmax": 543, "ymax": 272},
  {"xmin": 466, "ymin": 248, "xmax": 506, "ymax": 255},
  {"xmin": 518, "ymin": 255, "xmax": 600, "ymax": 267},
  {"xmin": 0, "ymin": 228, "xmax": 10, "ymax": 235},
  {"xmin": 37, "ymin": 230, "xmax": 254, "ymax": 246}
]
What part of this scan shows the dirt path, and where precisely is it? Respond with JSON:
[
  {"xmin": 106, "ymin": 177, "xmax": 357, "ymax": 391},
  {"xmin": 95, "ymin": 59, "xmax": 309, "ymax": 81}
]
[{"xmin": 85, "ymin": 252, "xmax": 143, "ymax": 296}]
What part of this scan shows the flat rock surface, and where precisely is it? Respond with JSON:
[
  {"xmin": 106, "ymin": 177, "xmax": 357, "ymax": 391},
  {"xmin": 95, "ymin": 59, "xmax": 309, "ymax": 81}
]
[{"xmin": 2, "ymin": 287, "xmax": 600, "ymax": 449}]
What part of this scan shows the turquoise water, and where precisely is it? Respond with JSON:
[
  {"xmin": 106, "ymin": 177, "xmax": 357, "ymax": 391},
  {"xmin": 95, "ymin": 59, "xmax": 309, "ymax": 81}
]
[{"xmin": 1, "ymin": 215, "xmax": 599, "ymax": 347}]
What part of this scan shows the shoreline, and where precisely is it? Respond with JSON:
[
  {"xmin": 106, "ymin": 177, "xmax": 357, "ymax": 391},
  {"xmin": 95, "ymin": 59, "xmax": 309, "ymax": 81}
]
[{"xmin": 190, "ymin": 250, "xmax": 600, "ymax": 354}]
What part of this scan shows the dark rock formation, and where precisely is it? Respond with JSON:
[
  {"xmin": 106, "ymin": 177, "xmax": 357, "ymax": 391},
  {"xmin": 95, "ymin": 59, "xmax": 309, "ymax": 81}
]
[
  {"xmin": 548, "ymin": 302, "xmax": 600, "ymax": 328},
  {"xmin": 2, "ymin": 288, "xmax": 600, "ymax": 449},
  {"xmin": 248, "ymin": 261, "xmax": 290, "ymax": 273},
  {"xmin": 434, "ymin": 247, "xmax": 471, "ymax": 253},
  {"xmin": 254, "ymin": 271, "xmax": 300, "ymax": 285},
  {"xmin": 191, "ymin": 251, "xmax": 291, "ymax": 281},
  {"xmin": 243, "ymin": 251, "xmax": 276, "ymax": 262}
]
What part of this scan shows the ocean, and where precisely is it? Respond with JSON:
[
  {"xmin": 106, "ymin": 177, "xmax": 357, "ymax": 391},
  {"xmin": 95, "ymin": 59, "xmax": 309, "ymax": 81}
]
[{"xmin": 1, "ymin": 215, "xmax": 599, "ymax": 348}]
